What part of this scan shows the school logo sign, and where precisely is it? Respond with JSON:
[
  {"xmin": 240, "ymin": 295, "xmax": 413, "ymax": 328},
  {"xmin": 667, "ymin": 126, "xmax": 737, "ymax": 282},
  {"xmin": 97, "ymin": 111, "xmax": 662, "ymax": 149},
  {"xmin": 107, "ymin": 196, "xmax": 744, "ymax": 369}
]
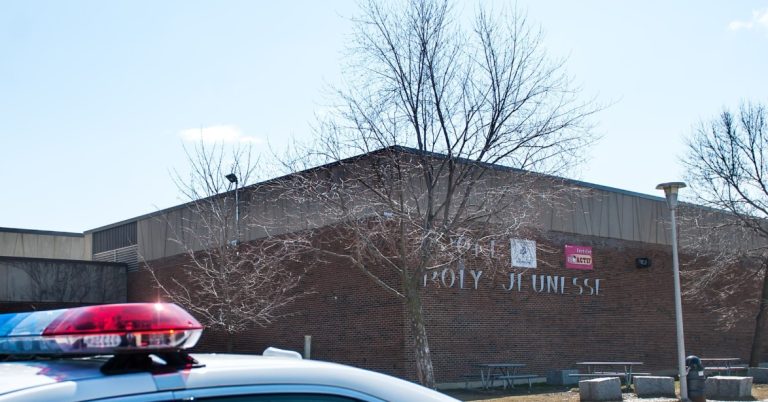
[
  {"xmin": 422, "ymin": 238, "xmax": 603, "ymax": 297},
  {"xmin": 565, "ymin": 244, "xmax": 593, "ymax": 270},
  {"xmin": 511, "ymin": 239, "xmax": 537, "ymax": 269}
]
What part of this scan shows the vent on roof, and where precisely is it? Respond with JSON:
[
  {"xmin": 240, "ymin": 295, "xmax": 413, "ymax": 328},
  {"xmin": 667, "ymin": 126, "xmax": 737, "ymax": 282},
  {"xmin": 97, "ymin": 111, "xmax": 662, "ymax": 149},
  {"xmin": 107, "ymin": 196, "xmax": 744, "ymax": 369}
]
[
  {"xmin": 93, "ymin": 245, "xmax": 138, "ymax": 272},
  {"xmin": 93, "ymin": 222, "xmax": 137, "ymax": 254}
]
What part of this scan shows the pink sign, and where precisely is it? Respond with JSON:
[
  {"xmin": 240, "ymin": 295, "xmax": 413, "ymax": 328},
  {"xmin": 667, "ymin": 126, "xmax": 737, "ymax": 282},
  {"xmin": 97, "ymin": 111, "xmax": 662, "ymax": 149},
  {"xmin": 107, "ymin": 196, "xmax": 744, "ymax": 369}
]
[{"xmin": 565, "ymin": 244, "xmax": 593, "ymax": 270}]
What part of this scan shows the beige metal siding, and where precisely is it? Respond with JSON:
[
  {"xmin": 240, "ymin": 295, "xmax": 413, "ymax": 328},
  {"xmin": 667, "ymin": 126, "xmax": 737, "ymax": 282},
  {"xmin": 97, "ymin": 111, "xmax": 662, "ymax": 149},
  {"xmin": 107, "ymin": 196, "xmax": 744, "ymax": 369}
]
[
  {"xmin": 537, "ymin": 188, "xmax": 670, "ymax": 245},
  {"xmin": 0, "ymin": 230, "xmax": 87, "ymax": 260},
  {"xmin": 137, "ymin": 170, "xmax": 678, "ymax": 262},
  {"xmin": 137, "ymin": 179, "xmax": 348, "ymax": 262}
]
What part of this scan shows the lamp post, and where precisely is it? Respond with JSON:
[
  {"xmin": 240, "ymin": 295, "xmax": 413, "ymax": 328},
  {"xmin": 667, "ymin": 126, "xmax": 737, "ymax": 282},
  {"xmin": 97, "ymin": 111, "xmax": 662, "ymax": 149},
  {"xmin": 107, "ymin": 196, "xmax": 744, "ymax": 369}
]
[
  {"xmin": 225, "ymin": 173, "xmax": 239, "ymax": 245},
  {"xmin": 656, "ymin": 181, "xmax": 687, "ymax": 401}
]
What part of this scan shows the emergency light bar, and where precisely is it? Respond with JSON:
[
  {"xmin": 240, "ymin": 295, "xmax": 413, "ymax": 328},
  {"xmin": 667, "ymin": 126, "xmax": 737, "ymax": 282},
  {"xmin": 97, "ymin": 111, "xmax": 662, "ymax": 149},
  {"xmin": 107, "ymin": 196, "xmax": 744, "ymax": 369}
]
[{"xmin": 0, "ymin": 303, "xmax": 202, "ymax": 355}]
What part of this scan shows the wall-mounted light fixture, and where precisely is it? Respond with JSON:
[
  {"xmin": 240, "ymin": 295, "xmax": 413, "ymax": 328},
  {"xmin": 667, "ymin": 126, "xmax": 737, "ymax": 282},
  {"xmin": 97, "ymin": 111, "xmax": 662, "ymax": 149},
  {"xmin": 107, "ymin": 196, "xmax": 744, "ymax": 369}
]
[{"xmin": 635, "ymin": 258, "xmax": 652, "ymax": 268}]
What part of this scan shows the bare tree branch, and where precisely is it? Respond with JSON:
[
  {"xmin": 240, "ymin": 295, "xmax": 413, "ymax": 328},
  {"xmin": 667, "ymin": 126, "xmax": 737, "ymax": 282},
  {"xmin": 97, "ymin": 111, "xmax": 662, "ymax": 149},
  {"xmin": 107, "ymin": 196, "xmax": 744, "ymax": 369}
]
[
  {"xmin": 146, "ymin": 141, "xmax": 309, "ymax": 351},
  {"xmin": 278, "ymin": 0, "xmax": 598, "ymax": 387},
  {"xmin": 681, "ymin": 101, "xmax": 768, "ymax": 367}
]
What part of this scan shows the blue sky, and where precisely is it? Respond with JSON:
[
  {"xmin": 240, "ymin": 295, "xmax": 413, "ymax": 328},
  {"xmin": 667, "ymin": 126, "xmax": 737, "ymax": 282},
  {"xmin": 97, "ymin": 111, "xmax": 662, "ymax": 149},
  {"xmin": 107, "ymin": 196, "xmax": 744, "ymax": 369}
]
[{"xmin": 1, "ymin": 1, "xmax": 767, "ymax": 233}]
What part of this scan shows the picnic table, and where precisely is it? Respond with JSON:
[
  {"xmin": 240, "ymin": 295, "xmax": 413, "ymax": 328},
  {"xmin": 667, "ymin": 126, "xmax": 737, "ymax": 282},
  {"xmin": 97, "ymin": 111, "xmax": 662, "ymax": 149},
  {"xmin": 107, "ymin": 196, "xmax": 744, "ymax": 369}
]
[
  {"xmin": 472, "ymin": 363, "xmax": 534, "ymax": 389},
  {"xmin": 700, "ymin": 358, "xmax": 747, "ymax": 375},
  {"xmin": 571, "ymin": 361, "xmax": 647, "ymax": 387}
]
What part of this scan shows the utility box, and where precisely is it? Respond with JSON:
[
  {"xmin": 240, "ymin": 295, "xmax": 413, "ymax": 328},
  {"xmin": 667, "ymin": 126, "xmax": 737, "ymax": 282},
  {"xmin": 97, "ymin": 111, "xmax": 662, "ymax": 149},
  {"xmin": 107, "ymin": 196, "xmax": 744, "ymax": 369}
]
[{"xmin": 547, "ymin": 369, "xmax": 579, "ymax": 385}]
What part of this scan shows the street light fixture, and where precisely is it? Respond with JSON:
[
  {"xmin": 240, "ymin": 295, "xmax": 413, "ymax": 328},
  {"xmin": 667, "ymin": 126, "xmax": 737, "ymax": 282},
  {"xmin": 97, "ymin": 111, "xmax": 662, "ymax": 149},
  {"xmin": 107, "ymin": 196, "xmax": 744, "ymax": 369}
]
[
  {"xmin": 226, "ymin": 173, "xmax": 239, "ymax": 245},
  {"xmin": 656, "ymin": 181, "xmax": 687, "ymax": 401}
]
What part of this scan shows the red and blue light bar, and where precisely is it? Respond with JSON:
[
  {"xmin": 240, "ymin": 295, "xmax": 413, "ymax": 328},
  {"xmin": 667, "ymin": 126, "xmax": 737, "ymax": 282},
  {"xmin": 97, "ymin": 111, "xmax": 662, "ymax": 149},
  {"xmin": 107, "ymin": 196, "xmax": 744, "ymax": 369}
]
[{"xmin": 0, "ymin": 303, "xmax": 203, "ymax": 355}]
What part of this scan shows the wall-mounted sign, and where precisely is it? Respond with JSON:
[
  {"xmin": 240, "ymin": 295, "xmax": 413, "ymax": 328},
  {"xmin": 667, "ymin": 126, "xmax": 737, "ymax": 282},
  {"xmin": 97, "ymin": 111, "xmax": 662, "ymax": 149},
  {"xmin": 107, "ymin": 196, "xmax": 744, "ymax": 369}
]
[
  {"xmin": 565, "ymin": 244, "xmax": 593, "ymax": 270},
  {"xmin": 511, "ymin": 239, "xmax": 537, "ymax": 268},
  {"xmin": 421, "ymin": 237, "xmax": 605, "ymax": 297},
  {"xmin": 422, "ymin": 266, "xmax": 603, "ymax": 297}
]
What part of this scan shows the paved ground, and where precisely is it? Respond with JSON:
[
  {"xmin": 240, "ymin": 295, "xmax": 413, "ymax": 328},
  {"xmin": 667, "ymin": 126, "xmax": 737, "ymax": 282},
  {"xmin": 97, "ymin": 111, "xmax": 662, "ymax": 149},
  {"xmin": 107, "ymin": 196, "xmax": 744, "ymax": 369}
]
[{"xmin": 446, "ymin": 383, "xmax": 768, "ymax": 401}]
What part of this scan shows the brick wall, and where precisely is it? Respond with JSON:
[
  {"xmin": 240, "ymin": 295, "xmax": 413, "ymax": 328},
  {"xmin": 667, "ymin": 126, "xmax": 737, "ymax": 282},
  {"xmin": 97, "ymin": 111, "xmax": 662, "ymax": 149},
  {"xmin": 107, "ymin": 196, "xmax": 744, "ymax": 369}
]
[
  {"xmin": 417, "ymin": 231, "xmax": 761, "ymax": 382},
  {"xmin": 130, "ymin": 251, "xmax": 407, "ymax": 377},
  {"xmin": 130, "ymin": 230, "xmax": 765, "ymax": 383}
]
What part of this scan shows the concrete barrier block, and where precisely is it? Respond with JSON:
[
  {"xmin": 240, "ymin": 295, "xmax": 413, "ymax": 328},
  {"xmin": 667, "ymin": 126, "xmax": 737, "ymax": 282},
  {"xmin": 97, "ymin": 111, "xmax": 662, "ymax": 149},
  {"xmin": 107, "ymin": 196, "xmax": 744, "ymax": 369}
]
[
  {"xmin": 579, "ymin": 377, "xmax": 622, "ymax": 401},
  {"xmin": 633, "ymin": 376, "xmax": 675, "ymax": 398},
  {"xmin": 749, "ymin": 367, "xmax": 768, "ymax": 384},
  {"xmin": 705, "ymin": 376, "xmax": 752, "ymax": 399},
  {"xmin": 547, "ymin": 369, "xmax": 579, "ymax": 385}
]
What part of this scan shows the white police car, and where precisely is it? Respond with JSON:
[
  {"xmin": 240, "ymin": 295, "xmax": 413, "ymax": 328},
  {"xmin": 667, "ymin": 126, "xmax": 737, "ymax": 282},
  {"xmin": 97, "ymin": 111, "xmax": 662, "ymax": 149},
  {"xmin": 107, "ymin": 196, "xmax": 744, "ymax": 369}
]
[{"xmin": 0, "ymin": 303, "xmax": 458, "ymax": 401}]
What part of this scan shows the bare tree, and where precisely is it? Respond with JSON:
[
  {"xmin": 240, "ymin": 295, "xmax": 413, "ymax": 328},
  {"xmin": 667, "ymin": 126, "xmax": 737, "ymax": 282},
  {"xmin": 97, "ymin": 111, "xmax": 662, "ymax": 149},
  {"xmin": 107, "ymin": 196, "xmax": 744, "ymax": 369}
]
[
  {"xmin": 147, "ymin": 141, "xmax": 307, "ymax": 352},
  {"xmin": 681, "ymin": 101, "xmax": 768, "ymax": 367},
  {"xmin": 281, "ymin": 0, "xmax": 598, "ymax": 387}
]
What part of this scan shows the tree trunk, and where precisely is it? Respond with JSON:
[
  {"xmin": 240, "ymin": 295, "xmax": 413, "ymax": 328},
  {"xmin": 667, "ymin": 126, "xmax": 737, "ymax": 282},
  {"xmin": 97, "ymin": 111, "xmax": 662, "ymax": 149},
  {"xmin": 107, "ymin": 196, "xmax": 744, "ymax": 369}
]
[
  {"xmin": 749, "ymin": 266, "xmax": 768, "ymax": 367},
  {"xmin": 405, "ymin": 282, "xmax": 436, "ymax": 388}
]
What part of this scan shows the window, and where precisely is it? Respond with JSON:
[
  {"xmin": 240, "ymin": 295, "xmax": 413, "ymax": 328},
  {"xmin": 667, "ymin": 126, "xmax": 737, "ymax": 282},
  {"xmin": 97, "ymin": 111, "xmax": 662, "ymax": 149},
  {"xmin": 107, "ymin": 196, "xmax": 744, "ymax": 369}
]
[
  {"xmin": 172, "ymin": 385, "xmax": 384, "ymax": 402},
  {"xmin": 197, "ymin": 394, "xmax": 362, "ymax": 402}
]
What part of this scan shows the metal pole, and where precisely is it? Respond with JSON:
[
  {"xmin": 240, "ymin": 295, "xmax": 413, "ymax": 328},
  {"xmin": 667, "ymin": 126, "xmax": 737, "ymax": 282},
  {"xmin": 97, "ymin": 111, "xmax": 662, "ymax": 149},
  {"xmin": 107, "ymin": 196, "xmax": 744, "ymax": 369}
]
[
  {"xmin": 234, "ymin": 180, "xmax": 240, "ymax": 243},
  {"xmin": 304, "ymin": 335, "xmax": 312, "ymax": 359},
  {"xmin": 670, "ymin": 207, "xmax": 688, "ymax": 401}
]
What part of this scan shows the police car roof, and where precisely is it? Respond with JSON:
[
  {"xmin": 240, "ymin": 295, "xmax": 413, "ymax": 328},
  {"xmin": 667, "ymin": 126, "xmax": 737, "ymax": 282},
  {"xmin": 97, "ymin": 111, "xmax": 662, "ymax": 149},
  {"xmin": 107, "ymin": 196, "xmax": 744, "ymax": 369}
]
[
  {"xmin": 0, "ymin": 353, "xmax": 456, "ymax": 402},
  {"xmin": 0, "ymin": 303, "xmax": 457, "ymax": 401}
]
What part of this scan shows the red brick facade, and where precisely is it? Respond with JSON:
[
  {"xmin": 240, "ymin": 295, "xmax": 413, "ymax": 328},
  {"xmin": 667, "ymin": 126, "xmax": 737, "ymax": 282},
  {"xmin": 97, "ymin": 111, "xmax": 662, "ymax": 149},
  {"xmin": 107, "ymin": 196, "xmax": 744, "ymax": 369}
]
[
  {"xmin": 130, "ymin": 251, "xmax": 407, "ymax": 377},
  {"xmin": 415, "ymin": 231, "xmax": 760, "ymax": 381},
  {"xmin": 129, "ymin": 230, "xmax": 765, "ymax": 383}
]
